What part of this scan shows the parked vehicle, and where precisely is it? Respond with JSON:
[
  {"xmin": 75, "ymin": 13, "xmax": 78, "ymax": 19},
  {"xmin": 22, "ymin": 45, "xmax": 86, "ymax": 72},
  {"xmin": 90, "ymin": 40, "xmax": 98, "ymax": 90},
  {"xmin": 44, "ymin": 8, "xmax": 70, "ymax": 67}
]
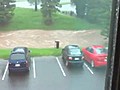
[
  {"xmin": 8, "ymin": 47, "xmax": 31, "ymax": 73},
  {"xmin": 62, "ymin": 44, "xmax": 84, "ymax": 67},
  {"xmin": 11, "ymin": 47, "xmax": 30, "ymax": 54},
  {"xmin": 82, "ymin": 45, "xmax": 108, "ymax": 68}
]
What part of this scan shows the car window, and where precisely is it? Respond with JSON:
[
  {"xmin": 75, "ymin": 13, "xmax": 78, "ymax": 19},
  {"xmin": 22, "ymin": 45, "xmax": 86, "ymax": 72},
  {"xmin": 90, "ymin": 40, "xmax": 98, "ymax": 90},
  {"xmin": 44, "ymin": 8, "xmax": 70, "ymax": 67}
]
[
  {"xmin": 89, "ymin": 48, "xmax": 94, "ymax": 53},
  {"xmin": 86, "ymin": 47, "xmax": 94, "ymax": 53},
  {"xmin": 96, "ymin": 48, "xmax": 107, "ymax": 54},
  {"xmin": 69, "ymin": 48, "xmax": 81, "ymax": 55},
  {"xmin": 69, "ymin": 45, "xmax": 79, "ymax": 49},
  {"xmin": 86, "ymin": 47, "xmax": 90, "ymax": 51},
  {"xmin": 10, "ymin": 54, "xmax": 26, "ymax": 60},
  {"xmin": 14, "ymin": 49, "xmax": 25, "ymax": 53}
]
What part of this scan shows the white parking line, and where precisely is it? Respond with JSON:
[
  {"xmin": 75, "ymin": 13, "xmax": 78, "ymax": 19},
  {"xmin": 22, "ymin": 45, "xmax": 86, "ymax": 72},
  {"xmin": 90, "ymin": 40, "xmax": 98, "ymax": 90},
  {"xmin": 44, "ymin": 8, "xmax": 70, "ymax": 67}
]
[
  {"xmin": 56, "ymin": 57, "xmax": 66, "ymax": 77},
  {"xmin": 32, "ymin": 58, "xmax": 36, "ymax": 78},
  {"xmin": 84, "ymin": 63, "xmax": 94, "ymax": 75},
  {"xmin": 2, "ymin": 62, "xmax": 8, "ymax": 80}
]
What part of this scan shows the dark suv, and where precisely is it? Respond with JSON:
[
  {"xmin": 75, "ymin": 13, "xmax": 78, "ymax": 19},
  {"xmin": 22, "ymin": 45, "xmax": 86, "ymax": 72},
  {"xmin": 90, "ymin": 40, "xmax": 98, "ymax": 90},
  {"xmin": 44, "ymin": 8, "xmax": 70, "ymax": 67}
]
[
  {"xmin": 8, "ymin": 47, "xmax": 31, "ymax": 73},
  {"xmin": 62, "ymin": 44, "xmax": 84, "ymax": 67}
]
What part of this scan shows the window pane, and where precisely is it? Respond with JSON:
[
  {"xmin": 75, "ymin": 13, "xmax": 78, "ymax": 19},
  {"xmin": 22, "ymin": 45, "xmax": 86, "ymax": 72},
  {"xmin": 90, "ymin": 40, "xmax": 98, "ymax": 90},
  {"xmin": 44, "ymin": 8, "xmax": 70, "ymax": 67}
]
[{"xmin": 0, "ymin": 0, "xmax": 116, "ymax": 90}]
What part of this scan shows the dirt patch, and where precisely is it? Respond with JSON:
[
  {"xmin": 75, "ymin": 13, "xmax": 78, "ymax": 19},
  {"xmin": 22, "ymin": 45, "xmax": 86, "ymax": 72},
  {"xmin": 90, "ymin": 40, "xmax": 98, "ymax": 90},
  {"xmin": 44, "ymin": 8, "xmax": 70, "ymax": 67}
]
[{"xmin": 0, "ymin": 30, "xmax": 107, "ymax": 48}]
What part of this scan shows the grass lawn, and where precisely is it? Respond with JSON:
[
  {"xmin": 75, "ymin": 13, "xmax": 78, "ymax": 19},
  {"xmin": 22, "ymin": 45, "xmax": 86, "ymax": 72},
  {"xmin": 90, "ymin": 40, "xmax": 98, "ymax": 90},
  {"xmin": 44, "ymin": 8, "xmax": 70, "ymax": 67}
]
[
  {"xmin": 0, "ymin": 8, "xmax": 101, "ymax": 31},
  {"xmin": 0, "ymin": 48, "xmax": 62, "ymax": 59}
]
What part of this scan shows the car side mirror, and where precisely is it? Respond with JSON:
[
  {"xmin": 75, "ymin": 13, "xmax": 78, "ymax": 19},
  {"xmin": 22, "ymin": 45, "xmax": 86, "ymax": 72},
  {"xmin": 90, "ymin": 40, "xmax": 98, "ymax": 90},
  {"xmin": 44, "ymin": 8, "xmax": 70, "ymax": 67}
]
[{"xmin": 29, "ymin": 50, "xmax": 31, "ymax": 53}]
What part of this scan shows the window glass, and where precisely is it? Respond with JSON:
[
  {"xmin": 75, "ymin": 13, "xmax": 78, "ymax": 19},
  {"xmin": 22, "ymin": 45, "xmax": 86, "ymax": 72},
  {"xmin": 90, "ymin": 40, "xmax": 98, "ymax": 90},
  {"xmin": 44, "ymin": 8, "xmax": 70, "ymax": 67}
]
[
  {"xmin": 0, "ymin": 0, "xmax": 115, "ymax": 90},
  {"xmin": 69, "ymin": 48, "xmax": 81, "ymax": 55},
  {"xmin": 96, "ymin": 48, "xmax": 107, "ymax": 54},
  {"xmin": 10, "ymin": 54, "xmax": 25, "ymax": 60}
]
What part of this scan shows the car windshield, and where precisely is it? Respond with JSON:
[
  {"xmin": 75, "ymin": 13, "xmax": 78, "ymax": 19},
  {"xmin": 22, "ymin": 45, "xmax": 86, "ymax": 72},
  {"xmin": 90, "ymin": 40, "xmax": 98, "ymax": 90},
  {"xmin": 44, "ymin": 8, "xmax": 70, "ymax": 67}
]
[
  {"xmin": 10, "ymin": 54, "xmax": 25, "ymax": 60},
  {"xmin": 96, "ymin": 48, "xmax": 107, "ymax": 54},
  {"xmin": 69, "ymin": 49, "xmax": 81, "ymax": 55}
]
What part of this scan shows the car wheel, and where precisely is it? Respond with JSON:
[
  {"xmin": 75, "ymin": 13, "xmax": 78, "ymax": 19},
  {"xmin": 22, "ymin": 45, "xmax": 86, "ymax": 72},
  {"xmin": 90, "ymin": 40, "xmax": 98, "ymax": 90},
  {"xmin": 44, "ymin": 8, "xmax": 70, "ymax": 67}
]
[{"xmin": 91, "ymin": 60, "xmax": 95, "ymax": 68}]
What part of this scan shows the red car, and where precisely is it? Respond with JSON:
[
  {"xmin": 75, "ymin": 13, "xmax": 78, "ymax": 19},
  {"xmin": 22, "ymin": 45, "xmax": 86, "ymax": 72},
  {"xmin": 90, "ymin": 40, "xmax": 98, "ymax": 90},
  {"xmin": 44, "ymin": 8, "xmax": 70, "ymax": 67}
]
[{"xmin": 82, "ymin": 45, "xmax": 107, "ymax": 67}]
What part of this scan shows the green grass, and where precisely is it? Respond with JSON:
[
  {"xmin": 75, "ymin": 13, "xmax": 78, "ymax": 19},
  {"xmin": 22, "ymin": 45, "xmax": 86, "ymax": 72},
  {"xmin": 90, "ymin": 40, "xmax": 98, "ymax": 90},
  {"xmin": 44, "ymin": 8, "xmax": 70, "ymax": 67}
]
[
  {"xmin": 0, "ymin": 49, "xmax": 12, "ymax": 59},
  {"xmin": 0, "ymin": 48, "xmax": 62, "ymax": 59},
  {"xmin": 30, "ymin": 48, "xmax": 62, "ymax": 57},
  {"xmin": 0, "ymin": 8, "xmax": 101, "ymax": 31}
]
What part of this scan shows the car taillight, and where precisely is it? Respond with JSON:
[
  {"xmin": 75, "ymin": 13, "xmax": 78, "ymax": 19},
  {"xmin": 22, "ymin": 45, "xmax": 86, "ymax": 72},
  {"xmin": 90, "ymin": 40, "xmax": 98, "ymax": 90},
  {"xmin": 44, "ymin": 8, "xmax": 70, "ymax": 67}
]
[{"xmin": 68, "ymin": 57, "xmax": 73, "ymax": 60}]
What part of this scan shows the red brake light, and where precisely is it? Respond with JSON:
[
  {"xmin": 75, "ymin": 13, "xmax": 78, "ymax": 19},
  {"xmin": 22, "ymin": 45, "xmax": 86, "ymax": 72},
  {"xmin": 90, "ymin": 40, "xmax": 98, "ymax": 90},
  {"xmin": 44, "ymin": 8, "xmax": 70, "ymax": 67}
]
[{"xmin": 68, "ymin": 57, "xmax": 73, "ymax": 60}]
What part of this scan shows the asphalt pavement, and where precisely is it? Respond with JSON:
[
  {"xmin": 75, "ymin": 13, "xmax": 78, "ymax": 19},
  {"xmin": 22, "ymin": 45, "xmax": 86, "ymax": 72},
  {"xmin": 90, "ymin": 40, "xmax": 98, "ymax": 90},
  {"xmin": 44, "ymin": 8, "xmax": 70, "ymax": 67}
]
[{"xmin": 0, "ymin": 56, "xmax": 106, "ymax": 90}]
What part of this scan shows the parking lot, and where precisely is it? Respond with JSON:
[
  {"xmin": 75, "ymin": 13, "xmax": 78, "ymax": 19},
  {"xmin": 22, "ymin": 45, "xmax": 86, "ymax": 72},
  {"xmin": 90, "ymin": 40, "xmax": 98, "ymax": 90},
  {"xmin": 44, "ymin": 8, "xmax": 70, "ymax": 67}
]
[{"xmin": 0, "ymin": 56, "xmax": 106, "ymax": 90}]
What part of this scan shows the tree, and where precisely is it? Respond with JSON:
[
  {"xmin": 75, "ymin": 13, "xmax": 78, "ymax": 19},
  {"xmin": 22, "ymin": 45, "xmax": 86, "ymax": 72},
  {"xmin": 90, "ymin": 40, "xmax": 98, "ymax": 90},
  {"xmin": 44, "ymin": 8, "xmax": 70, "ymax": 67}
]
[
  {"xmin": 0, "ymin": 0, "xmax": 16, "ymax": 23},
  {"xmin": 40, "ymin": 0, "xmax": 61, "ymax": 25},
  {"xmin": 71, "ymin": 0, "xmax": 87, "ymax": 18},
  {"xmin": 27, "ymin": 0, "xmax": 41, "ymax": 11},
  {"xmin": 71, "ymin": 0, "xmax": 112, "ymax": 38}
]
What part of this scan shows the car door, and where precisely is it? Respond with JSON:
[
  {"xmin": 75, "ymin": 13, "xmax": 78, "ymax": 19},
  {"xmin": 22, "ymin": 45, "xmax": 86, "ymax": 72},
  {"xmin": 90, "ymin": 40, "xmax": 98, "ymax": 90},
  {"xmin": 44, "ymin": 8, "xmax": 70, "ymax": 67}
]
[
  {"xmin": 84, "ymin": 47, "xmax": 94, "ymax": 63},
  {"xmin": 64, "ymin": 47, "xmax": 69, "ymax": 60},
  {"xmin": 26, "ymin": 48, "xmax": 31, "ymax": 64},
  {"xmin": 83, "ymin": 47, "xmax": 90, "ymax": 61},
  {"xmin": 62, "ymin": 47, "xmax": 67, "ymax": 59}
]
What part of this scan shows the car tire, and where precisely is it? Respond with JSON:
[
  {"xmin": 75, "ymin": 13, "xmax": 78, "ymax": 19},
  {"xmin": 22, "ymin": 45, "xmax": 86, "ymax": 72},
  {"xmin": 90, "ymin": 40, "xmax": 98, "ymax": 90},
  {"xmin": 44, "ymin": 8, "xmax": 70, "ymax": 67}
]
[{"xmin": 91, "ymin": 60, "xmax": 95, "ymax": 68}]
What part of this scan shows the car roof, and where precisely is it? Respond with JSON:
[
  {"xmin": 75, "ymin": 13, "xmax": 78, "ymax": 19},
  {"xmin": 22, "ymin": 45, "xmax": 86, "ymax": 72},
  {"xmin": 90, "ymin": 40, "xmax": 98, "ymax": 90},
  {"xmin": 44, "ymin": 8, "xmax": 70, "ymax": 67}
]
[
  {"xmin": 13, "ymin": 48, "xmax": 25, "ymax": 53},
  {"xmin": 12, "ymin": 47, "xmax": 27, "ymax": 54},
  {"xmin": 13, "ymin": 47, "xmax": 27, "ymax": 50},
  {"xmin": 67, "ymin": 44, "xmax": 80, "ymax": 49},
  {"xmin": 92, "ymin": 45, "xmax": 104, "ymax": 49}
]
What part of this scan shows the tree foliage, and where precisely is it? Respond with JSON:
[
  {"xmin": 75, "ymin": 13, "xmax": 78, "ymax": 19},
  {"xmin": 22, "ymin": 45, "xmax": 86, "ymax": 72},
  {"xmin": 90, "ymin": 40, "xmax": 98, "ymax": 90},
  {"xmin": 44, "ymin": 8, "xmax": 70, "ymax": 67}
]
[
  {"xmin": 40, "ymin": 0, "xmax": 61, "ymax": 25},
  {"xmin": 71, "ymin": 0, "xmax": 87, "ymax": 18},
  {"xmin": 27, "ymin": 0, "xmax": 41, "ymax": 5},
  {"xmin": 0, "ymin": 0, "xmax": 16, "ymax": 23},
  {"xmin": 71, "ymin": 0, "xmax": 112, "ymax": 37}
]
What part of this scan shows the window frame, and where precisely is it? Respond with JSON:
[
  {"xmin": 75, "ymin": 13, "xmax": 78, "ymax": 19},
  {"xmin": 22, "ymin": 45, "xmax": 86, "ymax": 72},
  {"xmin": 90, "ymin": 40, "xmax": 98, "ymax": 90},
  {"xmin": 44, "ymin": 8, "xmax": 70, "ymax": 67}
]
[{"xmin": 105, "ymin": 0, "xmax": 120, "ymax": 90}]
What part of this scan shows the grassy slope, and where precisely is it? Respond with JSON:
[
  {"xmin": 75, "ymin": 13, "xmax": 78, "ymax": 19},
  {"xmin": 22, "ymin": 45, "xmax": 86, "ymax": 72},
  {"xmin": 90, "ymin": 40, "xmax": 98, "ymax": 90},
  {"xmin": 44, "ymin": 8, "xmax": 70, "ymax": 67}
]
[{"xmin": 0, "ymin": 8, "xmax": 101, "ymax": 31}]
